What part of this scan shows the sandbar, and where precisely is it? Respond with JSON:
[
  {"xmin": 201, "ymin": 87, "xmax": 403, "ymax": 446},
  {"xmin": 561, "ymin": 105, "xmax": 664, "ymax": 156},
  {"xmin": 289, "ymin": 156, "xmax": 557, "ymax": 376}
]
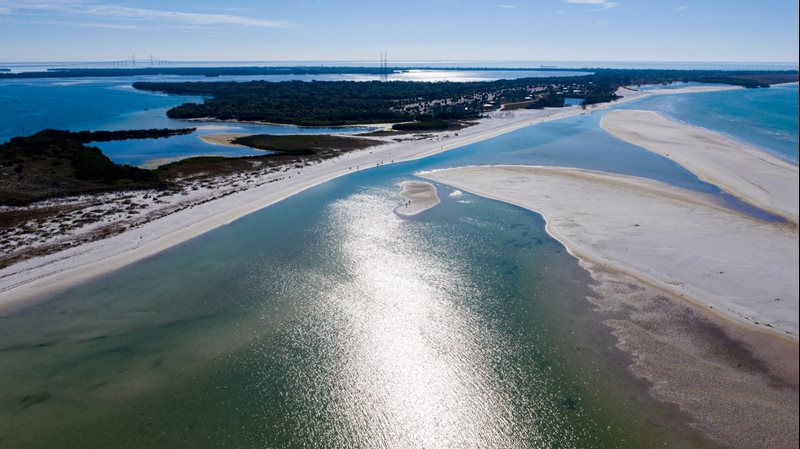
[
  {"xmin": 396, "ymin": 181, "xmax": 440, "ymax": 216},
  {"xmin": 601, "ymin": 109, "xmax": 799, "ymax": 223},
  {"xmin": 421, "ymin": 165, "xmax": 799, "ymax": 338},
  {"xmin": 199, "ymin": 133, "xmax": 253, "ymax": 148}
]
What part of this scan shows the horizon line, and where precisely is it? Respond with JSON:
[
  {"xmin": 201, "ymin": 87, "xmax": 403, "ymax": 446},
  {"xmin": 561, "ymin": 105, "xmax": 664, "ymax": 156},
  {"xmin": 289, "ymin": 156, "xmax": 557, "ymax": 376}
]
[{"xmin": 1, "ymin": 59, "xmax": 798, "ymax": 65}]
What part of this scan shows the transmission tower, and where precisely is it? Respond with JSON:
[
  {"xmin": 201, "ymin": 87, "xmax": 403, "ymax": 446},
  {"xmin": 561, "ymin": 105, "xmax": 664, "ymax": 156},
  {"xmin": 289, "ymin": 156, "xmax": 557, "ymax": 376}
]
[{"xmin": 380, "ymin": 52, "xmax": 389, "ymax": 80}]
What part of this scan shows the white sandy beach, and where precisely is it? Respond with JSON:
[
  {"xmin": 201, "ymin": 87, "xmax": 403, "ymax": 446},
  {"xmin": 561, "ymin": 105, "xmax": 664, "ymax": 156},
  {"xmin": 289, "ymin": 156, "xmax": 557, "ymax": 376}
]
[
  {"xmin": 421, "ymin": 165, "xmax": 799, "ymax": 338},
  {"xmin": 396, "ymin": 181, "xmax": 440, "ymax": 216},
  {"xmin": 0, "ymin": 83, "xmax": 756, "ymax": 308},
  {"xmin": 602, "ymin": 109, "xmax": 799, "ymax": 223}
]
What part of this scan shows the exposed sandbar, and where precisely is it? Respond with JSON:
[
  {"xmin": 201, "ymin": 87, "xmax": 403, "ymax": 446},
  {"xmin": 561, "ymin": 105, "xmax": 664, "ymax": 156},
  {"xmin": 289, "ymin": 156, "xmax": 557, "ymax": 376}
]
[
  {"xmin": 420, "ymin": 165, "xmax": 799, "ymax": 338},
  {"xmin": 601, "ymin": 110, "xmax": 799, "ymax": 223},
  {"xmin": 396, "ymin": 181, "xmax": 440, "ymax": 216},
  {"xmin": 199, "ymin": 133, "xmax": 253, "ymax": 147}
]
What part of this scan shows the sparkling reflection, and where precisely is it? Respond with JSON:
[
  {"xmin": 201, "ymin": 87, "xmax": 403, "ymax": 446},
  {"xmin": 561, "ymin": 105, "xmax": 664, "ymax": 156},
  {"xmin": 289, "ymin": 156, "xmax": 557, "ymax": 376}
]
[{"xmin": 258, "ymin": 188, "xmax": 544, "ymax": 448}]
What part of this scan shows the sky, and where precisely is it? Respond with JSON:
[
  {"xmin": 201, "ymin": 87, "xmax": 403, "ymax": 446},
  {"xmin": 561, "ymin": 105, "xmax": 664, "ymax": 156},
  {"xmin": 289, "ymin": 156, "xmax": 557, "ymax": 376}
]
[{"xmin": 1, "ymin": 0, "xmax": 798, "ymax": 63}]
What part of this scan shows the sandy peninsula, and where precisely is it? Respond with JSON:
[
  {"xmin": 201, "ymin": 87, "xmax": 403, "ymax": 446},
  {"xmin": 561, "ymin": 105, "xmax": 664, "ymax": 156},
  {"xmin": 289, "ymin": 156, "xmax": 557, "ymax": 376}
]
[
  {"xmin": 421, "ymin": 165, "xmax": 799, "ymax": 337},
  {"xmin": 0, "ymin": 83, "xmax": 749, "ymax": 309},
  {"xmin": 602, "ymin": 109, "xmax": 799, "ymax": 223},
  {"xmin": 396, "ymin": 181, "xmax": 440, "ymax": 216}
]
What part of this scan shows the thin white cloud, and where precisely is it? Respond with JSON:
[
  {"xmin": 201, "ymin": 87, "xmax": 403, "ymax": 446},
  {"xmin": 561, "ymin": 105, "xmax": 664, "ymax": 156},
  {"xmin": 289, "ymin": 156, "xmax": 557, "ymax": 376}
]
[
  {"xmin": 1, "ymin": 1, "xmax": 293, "ymax": 28},
  {"xmin": 564, "ymin": 0, "xmax": 620, "ymax": 11},
  {"xmin": 675, "ymin": 5, "xmax": 688, "ymax": 10},
  {"xmin": 498, "ymin": 4, "xmax": 515, "ymax": 9},
  {"xmin": 28, "ymin": 19, "xmax": 143, "ymax": 29}
]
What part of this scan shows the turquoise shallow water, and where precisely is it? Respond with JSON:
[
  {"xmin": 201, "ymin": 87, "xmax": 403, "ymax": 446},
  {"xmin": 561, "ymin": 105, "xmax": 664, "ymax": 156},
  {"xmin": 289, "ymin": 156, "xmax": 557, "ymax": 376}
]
[
  {"xmin": 0, "ymin": 165, "xmax": 712, "ymax": 448},
  {"xmin": 420, "ymin": 112, "xmax": 718, "ymax": 192},
  {"xmin": 629, "ymin": 84, "xmax": 799, "ymax": 163},
  {"xmin": 0, "ymin": 79, "xmax": 796, "ymax": 448}
]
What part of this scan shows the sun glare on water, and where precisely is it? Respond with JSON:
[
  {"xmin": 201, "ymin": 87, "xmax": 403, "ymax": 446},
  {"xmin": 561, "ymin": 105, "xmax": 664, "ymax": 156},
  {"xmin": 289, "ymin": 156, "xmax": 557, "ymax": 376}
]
[{"xmin": 253, "ymin": 188, "xmax": 563, "ymax": 448}]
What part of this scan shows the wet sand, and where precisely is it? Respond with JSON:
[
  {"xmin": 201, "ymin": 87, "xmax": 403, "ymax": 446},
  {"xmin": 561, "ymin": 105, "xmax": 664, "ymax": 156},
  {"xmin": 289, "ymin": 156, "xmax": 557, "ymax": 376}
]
[
  {"xmin": 395, "ymin": 181, "xmax": 440, "ymax": 216},
  {"xmin": 588, "ymin": 265, "xmax": 798, "ymax": 449}
]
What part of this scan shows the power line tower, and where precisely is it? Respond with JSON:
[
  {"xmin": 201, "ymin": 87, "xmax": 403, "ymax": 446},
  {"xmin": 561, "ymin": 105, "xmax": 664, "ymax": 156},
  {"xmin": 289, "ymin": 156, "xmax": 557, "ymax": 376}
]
[{"xmin": 380, "ymin": 52, "xmax": 389, "ymax": 80}]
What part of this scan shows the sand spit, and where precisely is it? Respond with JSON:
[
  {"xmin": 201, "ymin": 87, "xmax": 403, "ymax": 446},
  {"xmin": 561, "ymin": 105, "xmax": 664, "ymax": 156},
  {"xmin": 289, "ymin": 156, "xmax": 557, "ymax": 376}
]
[
  {"xmin": 601, "ymin": 109, "xmax": 799, "ymax": 223},
  {"xmin": 199, "ymin": 133, "xmax": 253, "ymax": 148},
  {"xmin": 421, "ymin": 165, "xmax": 799, "ymax": 338},
  {"xmin": 396, "ymin": 181, "xmax": 440, "ymax": 216}
]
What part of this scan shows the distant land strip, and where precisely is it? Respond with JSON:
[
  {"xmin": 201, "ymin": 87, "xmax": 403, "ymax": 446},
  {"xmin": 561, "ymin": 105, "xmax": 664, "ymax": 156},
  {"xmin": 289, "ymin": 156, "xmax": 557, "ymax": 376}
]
[
  {"xmin": 0, "ymin": 65, "xmax": 592, "ymax": 79},
  {"xmin": 132, "ymin": 69, "xmax": 799, "ymax": 126}
]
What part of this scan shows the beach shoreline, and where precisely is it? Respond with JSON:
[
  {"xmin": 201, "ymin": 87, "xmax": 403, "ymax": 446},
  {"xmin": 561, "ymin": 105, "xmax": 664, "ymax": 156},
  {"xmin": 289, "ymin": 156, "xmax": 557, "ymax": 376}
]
[
  {"xmin": 0, "ymin": 83, "xmax": 763, "ymax": 310},
  {"xmin": 601, "ymin": 109, "xmax": 799, "ymax": 224},
  {"xmin": 420, "ymin": 165, "xmax": 799, "ymax": 340}
]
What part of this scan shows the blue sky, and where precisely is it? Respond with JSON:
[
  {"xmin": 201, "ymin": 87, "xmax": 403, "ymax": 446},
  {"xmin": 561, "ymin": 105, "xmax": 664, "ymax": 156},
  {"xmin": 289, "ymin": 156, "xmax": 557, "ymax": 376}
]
[{"xmin": 1, "ymin": 0, "xmax": 798, "ymax": 62}]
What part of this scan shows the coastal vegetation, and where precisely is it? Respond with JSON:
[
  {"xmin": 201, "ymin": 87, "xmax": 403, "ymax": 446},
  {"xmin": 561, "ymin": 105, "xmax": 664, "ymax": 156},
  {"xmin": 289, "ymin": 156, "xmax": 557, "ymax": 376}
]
[
  {"xmin": 525, "ymin": 94, "xmax": 566, "ymax": 109},
  {"xmin": 47, "ymin": 128, "xmax": 195, "ymax": 143},
  {"xmin": 0, "ymin": 129, "xmax": 382, "ymax": 205},
  {"xmin": 133, "ymin": 68, "xmax": 798, "ymax": 126},
  {"xmin": 391, "ymin": 119, "xmax": 455, "ymax": 131},
  {"xmin": 134, "ymin": 79, "xmax": 505, "ymax": 125},
  {"xmin": 0, "ymin": 130, "xmax": 167, "ymax": 204},
  {"xmin": 158, "ymin": 134, "xmax": 383, "ymax": 180}
]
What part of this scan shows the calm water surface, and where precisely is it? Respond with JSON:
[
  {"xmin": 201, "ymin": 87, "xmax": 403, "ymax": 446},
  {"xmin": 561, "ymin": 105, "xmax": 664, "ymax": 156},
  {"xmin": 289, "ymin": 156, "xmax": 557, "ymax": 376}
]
[
  {"xmin": 0, "ymin": 165, "xmax": 713, "ymax": 448},
  {"xmin": 2, "ymin": 78, "xmax": 795, "ymax": 448}
]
